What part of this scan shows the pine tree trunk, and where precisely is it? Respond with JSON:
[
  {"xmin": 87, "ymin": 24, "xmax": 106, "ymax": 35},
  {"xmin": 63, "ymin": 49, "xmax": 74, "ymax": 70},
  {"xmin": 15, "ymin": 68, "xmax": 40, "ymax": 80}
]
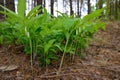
[
  {"xmin": 115, "ymin": 0, "xmax": 118, "ymax": 19},
  {"xmin": 37, "ymin": 0, "xmax": 43, "ymax": 13},
  {"xmin": 51, "ymin": 0, "xmax": 54, "ymax": 15},
  {"xmin": 80, "ymin": 0, "xmax": 83, "ymax": 17},
  {"xmin": 119, "ymin": 0, "xmax": 120, "ymax": 19},
  {"xmin": 6, "ymin": 0, "xmax": 15, "ymax": 12},
  {"xmin": 43, "ymin": 0, "xmax": 46, "ymax": 8},
  {"xmin": 98, "ymin": 0, "xmax": 103, "ymax": 18},
  {"xmin": 77, "ymin": 0, "xmax": 80, "ymax": 17},
  {"xmin": 98, "ymin": 0, "xmax": 103, "ymax": 9},
  {"xmin": 96, "ymin": 0, "xmax": 98, "ymax": 9},
  {"xmin": 87, "ymin": 0, "xmax": 91, "ymax": 14},
  {"xmin": 0, "ymin": 0, "xmax": 4, "ymax": 19},
  {"xmin": 69, "ymin": 0, "xmax": 73, "ymax": 15},
  {"xmin": 110, "ymin": 0, "xmax": 114, "ymax": 19},
  {"xmin": 34, "ymin": 0, "xmax": 37, "ymax": 7},
  {"xmin": 37, "ymin": 0, "xmax": 42, "ymax": 6},
  {"xmin": 107, "ymin": 0, "xmax": 110, "ymax": 18}
]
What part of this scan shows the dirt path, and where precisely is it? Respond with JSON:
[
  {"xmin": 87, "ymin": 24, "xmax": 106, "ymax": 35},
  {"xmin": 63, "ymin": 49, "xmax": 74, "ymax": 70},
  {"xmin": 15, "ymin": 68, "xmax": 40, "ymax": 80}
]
[{"xmin": 0, "ymin": 21, "xmax": 120, "ymax": 80}]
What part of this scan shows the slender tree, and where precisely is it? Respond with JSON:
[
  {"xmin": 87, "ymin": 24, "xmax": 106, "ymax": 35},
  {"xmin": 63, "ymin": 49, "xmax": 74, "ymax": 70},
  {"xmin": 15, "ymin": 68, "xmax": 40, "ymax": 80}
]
[
  {"xmin": 34, "ymin": 0, "xmax": 37, "ymax": 6},
  {"xmin": 69, "ymin": 0, "xmax": 73, "ymax": 15},
  {"xmin": 111, "ymin": 0, "xmax": 115, "ymax": 18},
  {"xmin": 115, "ymin": 0, "xmax": 118, "ymax": 19},
  {"xmin": 98, "ymin": 0, "xmax": 103, "ymax": 9},
  {"xmin": 98, "ymin": 0, "xmax": 104, "ymax": 18},
  {"xmin": 119, "ymin": 0, "xmax": 120, "ymax": 7},
  {"xmin": 43, "ymin": 0, "xmax": 46, "ymax": 8},
  {"xmin": 37, "ymin": 0, "xmax": 43, "ymax": 13},
  {"xmin": 77, "ymin": 0, "xmax": 80, "ymax": 17},
  {"xmin": 96, "ymin": 0, "xmax": 98, "ymax": 9},
  {"xmin": 37, "ymin": 0, "xmax": 42, "ymax": 6},
  {"xmin": 6, "ymin": 0, "xmax": 15, "ymax": 12},
  {"xmin": 80, "ymin": 0, "xmax": 83, "ymax": 17},
  {"xmin": 87, "ymin": 0, "xmax": 91, "ymax": 14},
  {"xmin": 119, "ymin": 0, "xmax": 120, "ymax": 19},
  {"xmin": 51, "ymin": 0, "xmax": 54, "ymax": 15},
  {"xmin": 0, "ymin": 0, "xmax": 4, "ymax": 19},
  {"xmin": 106, "ymin": 0, "xmax": 110, "ymax": 18}
]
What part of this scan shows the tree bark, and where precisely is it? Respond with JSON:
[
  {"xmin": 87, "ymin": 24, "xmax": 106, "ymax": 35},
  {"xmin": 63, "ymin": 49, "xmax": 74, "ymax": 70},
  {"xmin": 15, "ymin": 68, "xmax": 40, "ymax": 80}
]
[
  {"xmin": 119, "ymin": 0, "xmax": 120, "ymax": 19},
  {"xmin": 107, "ymin": 0, "xmax": 110, "ymax": 18},
  {"xmin": 115, "ymin": 0, "xmax": 118, "ymax": 19},
  {"xmin": 69, "ymin": 0, "xmax": 73, "ymax": 15},
  {"xmin": 77, "ymin": 0, "xmax": 80, "ymax": 17},
  {"xmin": 37, "ymin": 0, "xmax": 43, "ymax": 13},
  {"xmin": 80, "ymin": 0, "xmax": 83, "ymax": 17},
  {"xmin": 98, "ymin": 0, "xmax": 103, "ymax": 9},
  {"xmin": 110, "ymin": 0, "xmax": 113, "ymax": 19},
  {"xmin": 43, "ymin": 0, "xmax": 46, "ymax": 8},
  {"xmin": 87, "ymin": 0, "xmax": 91, "ymax": 14},
  {"xmin": 0, "ymin": 0, "xmax": 4, "ymax": 19},
  {"xmin": 37, "ymin": 0, "xmax": 42, "ymax": 6},
  {"xmin": 6, "ymin": 0, "xmax": 15, "ymax": 12},
  {"xmin": 98, "ymin": 0, "xmax": 103, "ymax": 18},
  {"xmin": 51, "ymin": 0, "xmax": 54, "ymax": 15}
]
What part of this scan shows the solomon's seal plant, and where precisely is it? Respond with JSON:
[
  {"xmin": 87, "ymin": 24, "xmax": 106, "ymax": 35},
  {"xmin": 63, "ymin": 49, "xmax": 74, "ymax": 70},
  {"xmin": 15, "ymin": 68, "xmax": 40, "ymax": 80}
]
[{"xmin": 0, "ymin": 0, "xmax": 106, "ymax": 75}]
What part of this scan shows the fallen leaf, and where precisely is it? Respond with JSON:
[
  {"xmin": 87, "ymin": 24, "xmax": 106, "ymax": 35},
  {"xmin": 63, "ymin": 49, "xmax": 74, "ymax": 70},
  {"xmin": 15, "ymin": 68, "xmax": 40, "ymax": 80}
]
[{"xmin": 0, "ymin": 65, "xmax": 19, "ymax": 72}]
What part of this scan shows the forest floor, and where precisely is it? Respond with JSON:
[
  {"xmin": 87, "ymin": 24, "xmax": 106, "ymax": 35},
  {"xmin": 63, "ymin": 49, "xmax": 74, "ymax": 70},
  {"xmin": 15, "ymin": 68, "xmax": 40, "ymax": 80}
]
[{"xmin": 0, "ymin": 21, "xmax": 120, "ymax": 80}]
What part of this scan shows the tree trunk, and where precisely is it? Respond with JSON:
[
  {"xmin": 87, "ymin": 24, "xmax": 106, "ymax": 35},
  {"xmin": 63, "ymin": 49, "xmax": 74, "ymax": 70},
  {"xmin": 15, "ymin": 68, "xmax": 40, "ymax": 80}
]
[
  {"xmin": 80, "ymin": 0, "xmax": 83, "ymax": 17},
  {"xmin": 96, "ymin": 0, "xmax": 98, "ymax": 9},
  {"xmin": 98, "ymin": 0, "xmax": 103, "ymax": 18},
  {"xmin": 119, "ymin": 0, "xmax": 120, "ymax": 19},
  {"xmin": 43, "ymin": 0, "xmax": 46, "ymax": 8},
  {"xmin": 87, "ymin": 0, "xmax": 91, "ymax": 14},
  {"xmin": 115, "ymin": 0, "xmax": 118, "ymax": 19},
  {"xmin": 6, "ymin": 0, "xmax": 15, "ymax": 12},
  {"xmin": 98, "ymin": 0, "xmax": 103, "ymax": 9},
  {"xmin": 69, "ymin": 0, "xmax": 73, "ymax": 15},
  {"xmin": 119, "ymin": 0, "xmax": 120, "ymax": 7},
  {"xmin": 0, "ymin": 0, "xmax": 4, "ymax": 19},
  {"xmin": 107, "ymin": 0, "xmax": 110, "ymax": 18},
  {"xmin": 37, "ymin": 0, "xmax": 43, "ymax": 13},
  {"xmin": 51, "ymin": 0, "xmax": 54, "ymax": 15},
  {"xmin": 110, "ymin": 0, "xmax": 114, "ymax": 19},
  {"xmin": 37, "ymin": 0, "xmax": 42, "ymax": 6},
  {"xmin": 34, "ymin": 0, "xmax": 37, "ymax": 7},
  {"xmin": 77, "ymin": 0, "xmax": 80, "ymax": 17}
]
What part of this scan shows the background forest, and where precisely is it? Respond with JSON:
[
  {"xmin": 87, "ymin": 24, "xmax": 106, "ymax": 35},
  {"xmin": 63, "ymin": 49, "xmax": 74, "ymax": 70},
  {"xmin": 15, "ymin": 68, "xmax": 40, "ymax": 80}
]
[{"xmin": 0, "ymin": 0, "xmax": 120, "ymax": 19}]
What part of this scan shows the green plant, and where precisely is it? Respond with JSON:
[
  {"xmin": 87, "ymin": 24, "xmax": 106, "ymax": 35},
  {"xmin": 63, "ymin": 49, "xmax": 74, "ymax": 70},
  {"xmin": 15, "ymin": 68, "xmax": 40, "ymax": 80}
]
[
  {"xmin": 0, "ymin": 0, "xmax": 58, "ymax": 68},
  {"xmin": 0, "ymin": 0, "xmax": 43, "ymax": 71},
  {"xmin": 52, "ymin": 9, "xmax": 106, "ymax": 74},
  {"xmin": 0, "ymin": 1, "xmax": 106, "ymax": 75}
]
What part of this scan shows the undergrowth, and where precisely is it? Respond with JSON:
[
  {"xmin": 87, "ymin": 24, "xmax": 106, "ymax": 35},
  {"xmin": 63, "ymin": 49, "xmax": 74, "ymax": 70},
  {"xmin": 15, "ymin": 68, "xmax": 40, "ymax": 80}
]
[{"xmin": 0, "ymin": 0, "xmax": 106, "ymax": 74}]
